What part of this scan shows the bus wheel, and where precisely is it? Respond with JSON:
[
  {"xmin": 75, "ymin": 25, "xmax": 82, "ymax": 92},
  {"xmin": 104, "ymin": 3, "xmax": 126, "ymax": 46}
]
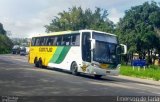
[
  {"xmin": 34, "ymin": 57, "xmax": 39, "ymax": 67},
  {"xmin": 38, "ymin": 58, "xmax": 43, "ymax": 68},
  {"xmin": 71, "ymin": 62, "xmax": 79, "ymax": 75},
  {"xmin": 94, "ymin": 75, "xmax": 102, "ymax": 79}
]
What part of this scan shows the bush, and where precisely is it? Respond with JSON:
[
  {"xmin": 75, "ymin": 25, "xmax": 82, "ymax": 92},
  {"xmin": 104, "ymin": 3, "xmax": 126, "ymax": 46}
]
[{"xmin": 120, "ymin": 65, "xmax": 160, "ymax": 81}]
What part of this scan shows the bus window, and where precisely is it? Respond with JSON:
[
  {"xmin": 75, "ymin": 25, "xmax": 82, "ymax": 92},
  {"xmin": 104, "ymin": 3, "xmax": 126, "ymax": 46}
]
[
  {"xmin": 52, "ymin": 36, "xmax": 58, "ymax": 46},
  {"xmin": 46, "ymin": 37, "xmax": 51, "ymax": 46},
  {"xmin": 43, "ymin": 37, "xmax": 48, "ymax": 46},
  {"xmin": 57, "ymin": 36, "xmax": 62, "ymax": 46},
  {"xmin": 71, "ymin": 34, "xmax": 80, "ymax": 46},
  {"xmin": 62, "ymin": 35, "xmax": 71, "ymax": 46},
  {"xmin": 31, "ymin": 38, "xmax": 36, "ymax": 46},
  {"xmin": 35, "ymin": 37, "xmax": 40, "ymax": 46},
  {"xmin": 39, "ymin": 37, "xmax": 45, "ymax": 46},
  {"xmin": 46, "ymin": 36, "xmax": 55, "ymax": 46}
]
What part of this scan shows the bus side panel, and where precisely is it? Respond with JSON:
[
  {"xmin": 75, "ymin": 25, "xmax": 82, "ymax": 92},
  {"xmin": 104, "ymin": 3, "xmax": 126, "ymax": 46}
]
[
  {"xmin": 40, "ymin": 46, "xmax": 57, "ymax": 66},
  {"xmin": 29, "ymin": 46, "xmax": 57, "ymax": 66},
  {"xmin": 48, "ymin": 46, "xmax": 83, "ymax": 72},
  {"xmin": 29, "ymin": 46, "xmax": 37, "ymax": 64}
]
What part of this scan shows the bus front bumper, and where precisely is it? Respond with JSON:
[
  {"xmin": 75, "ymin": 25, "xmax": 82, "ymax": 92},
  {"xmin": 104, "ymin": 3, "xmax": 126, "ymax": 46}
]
[{"xmin": 91, "ymin": 67, "xmax": 119, "ymax": 76}]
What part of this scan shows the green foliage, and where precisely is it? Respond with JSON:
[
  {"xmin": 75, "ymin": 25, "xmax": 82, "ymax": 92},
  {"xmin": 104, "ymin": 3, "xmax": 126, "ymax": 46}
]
[
  {"xmin": 45, "ymin": 2, "xmax": 160, "ymax": 65},
  {"xmin": 0, "ymin": 35, "xmax": 13, "ymax": 54},
  {"xmin": 120, "ymin": 65, "xmax": 160, "ymax": 81},
  {"xmin": 0, "ymin": 23, "xmax": 13, "ymax": 54},
  {"xmin": 116, "ymin": 1, "xmax": 160, "ymax": 54},
  {"xmin": 11, "ymin": 38, "xmax": 29, "ymax": 47},
  {"xmin": 45, "ymin": 7, "xmax": 115, "ymax": 33},
  {"xmin": 0, "ymin": 23, "xmax": 6, "ymax": 35}
]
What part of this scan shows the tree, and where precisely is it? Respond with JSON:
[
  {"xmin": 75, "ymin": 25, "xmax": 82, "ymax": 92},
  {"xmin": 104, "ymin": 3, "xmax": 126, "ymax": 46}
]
[
  {"xmin": 0, "ymin": 23, "xmax": 13, "ymax": 54},
  {"xmin": 45, "ymin": 7, "xmax": 115, "ymax": 33},
  {"xmin": 116, "ymin": 1, "xmax": 160, "ymax": 64},
  {"xmin": 11, "ymin": 38, "xmax": 29, "ymax": 46},
  {"xmin": 0, "ymin": 23, "xmax": 6, "ymax": 35}
]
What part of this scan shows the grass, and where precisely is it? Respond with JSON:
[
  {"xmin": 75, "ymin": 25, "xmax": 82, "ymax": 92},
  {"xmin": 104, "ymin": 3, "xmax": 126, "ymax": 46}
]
[{"xmin": 120, "ymin": 65, "xmax": 160, "ymax": 81}]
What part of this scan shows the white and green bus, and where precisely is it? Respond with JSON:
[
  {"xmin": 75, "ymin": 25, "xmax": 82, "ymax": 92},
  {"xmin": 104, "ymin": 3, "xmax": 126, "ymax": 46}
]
[{"xmin": 29, "ymin": 30, "xmax": 127, "ymax": 78}]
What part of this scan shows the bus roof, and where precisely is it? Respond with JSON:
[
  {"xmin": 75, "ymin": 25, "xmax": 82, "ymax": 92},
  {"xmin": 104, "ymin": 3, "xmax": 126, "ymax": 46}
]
[
  {"xmin": 31, "ymin": 30, "xmax": 117, "ymax": 37},
  {"xmin": 80, "ymin": 30, "xmax": 117, "ymax": 37}
]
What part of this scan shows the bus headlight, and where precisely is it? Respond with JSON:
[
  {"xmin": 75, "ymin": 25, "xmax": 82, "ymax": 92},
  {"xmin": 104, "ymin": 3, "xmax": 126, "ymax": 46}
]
[{"xmin": 91, "ymin": 63, "xmax": 99, "ymax": 68}]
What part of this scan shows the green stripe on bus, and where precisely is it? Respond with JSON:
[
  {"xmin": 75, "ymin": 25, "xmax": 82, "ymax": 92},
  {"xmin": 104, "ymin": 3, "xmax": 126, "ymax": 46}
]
[
  {"xmin": 55, "ymin": 46, "xmax": 71, "ymax": 64},
  {"xmin": 49, "ymin": 47, "xmax": 64, "ymax": 63},
  {"xmin": 49, "ymin": 46, "xmax": 71, "ymax": 64}
]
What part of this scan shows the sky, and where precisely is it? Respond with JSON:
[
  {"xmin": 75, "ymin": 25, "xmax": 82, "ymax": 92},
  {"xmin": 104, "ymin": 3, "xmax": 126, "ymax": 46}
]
[{"xmin": 0, "ymin": 0, "xmax": 159, "ymax": 38}]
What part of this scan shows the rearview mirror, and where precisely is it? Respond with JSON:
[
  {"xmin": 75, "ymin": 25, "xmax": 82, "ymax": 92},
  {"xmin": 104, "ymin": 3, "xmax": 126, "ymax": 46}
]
[
  {"xmin": 117, "ymin": 44, "xmax": 127, "ymax": 55},
  {"xmin": 120, "ymin": 44, "xmax": 127, "ymax": 54}
]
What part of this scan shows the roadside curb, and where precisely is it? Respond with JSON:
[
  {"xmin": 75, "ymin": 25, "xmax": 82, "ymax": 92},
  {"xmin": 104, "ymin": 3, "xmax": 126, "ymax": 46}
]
[{"xmin": 118, "ymin": 75, "xmax": 160, "ymax": 85}]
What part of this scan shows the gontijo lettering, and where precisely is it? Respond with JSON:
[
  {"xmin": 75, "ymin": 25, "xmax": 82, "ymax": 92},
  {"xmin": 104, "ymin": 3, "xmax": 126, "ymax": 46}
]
[{"xmin": 39, "ymin": 47, "xmax": 53, "ymax": 52}]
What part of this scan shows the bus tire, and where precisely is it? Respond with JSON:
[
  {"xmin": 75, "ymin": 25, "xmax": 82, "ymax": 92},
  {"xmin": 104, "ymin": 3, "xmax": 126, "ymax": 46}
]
[
  {"xmin": 34, "ymin": 57, "xmax": 39, "ymax": 67},
  {"xmin": 94, "ymin": 75, "xmax": 102, "ymax": 79},
  {"xmin": 70, "ymin": 62, "xmax": 79, "ymax": 75},
  {"xmin": 38, "ymin": 58, "xmax": 43, "ymax": 68}
]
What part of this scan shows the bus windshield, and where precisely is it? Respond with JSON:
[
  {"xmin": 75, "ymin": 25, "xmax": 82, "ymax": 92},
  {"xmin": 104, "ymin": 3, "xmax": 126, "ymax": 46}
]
[
  {"xmin": 93, "ymin": 32, "xmax": 118, "ymax": 64},
  {"xmin": 93, "ymin": 32, "xmax": 117, "ymax": 43}
]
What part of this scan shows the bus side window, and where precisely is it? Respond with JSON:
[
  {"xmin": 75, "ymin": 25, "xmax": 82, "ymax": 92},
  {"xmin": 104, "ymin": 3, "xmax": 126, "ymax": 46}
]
[
  {"xmin": 35, "ymin": 37, "xmax": 40, "ymax": 46},
  {"xmin": 44, "ymin": 37, "xmax": 48, "ymax": 46},
  {"xmin": 62, "ymin": 35, "xmax": 71, "ymax": 46},
  {"xmin": 48, "ymin": 38, "xmax": 51, "ymax": 46},
  {"xmin": 43, "ymin": 37, "xmax": 47, "ymax": 46},
  {"xmin": 52, "ymin": 36, "xmax": 57, "ymax": 46},
  {"xmin": 57, "ymin": 36, "xmax": 62, "ymax": 46},
  {"xmin": 71, "ymin": 34, "xmax": 80, "ymax": 46},
  {"xmin": 46, "ymin": 37, "xmax": 53, "ymax": 46},
  {"xmin": 49, "ymin": 36, "xmax": 55, "ymax": 46},
  {"xmin": 31, "ymin": 38, "xmax": 36, "ymax": 46},
  {"xmin": 39, "ymin": 37, "xmax": 44, "ymax": 46}
]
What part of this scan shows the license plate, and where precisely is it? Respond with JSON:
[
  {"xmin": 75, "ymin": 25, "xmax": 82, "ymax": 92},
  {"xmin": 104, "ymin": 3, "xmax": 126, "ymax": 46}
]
[{"xmin": 100, "ymin": 64, "xmax": 109, "ymax": 69}]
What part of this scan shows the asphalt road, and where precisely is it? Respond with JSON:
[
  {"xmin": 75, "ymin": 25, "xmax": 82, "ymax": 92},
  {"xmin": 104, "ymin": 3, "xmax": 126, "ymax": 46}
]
[{"xmin": 0, "ymin": 54, "xmax": 160, "ymax": 96}]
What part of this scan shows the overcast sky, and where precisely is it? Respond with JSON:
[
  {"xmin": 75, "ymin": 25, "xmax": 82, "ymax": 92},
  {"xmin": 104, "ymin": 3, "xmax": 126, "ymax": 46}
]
[{"xmin": 0, "ymin": 0, "xmax": 159, "ymax": 38}]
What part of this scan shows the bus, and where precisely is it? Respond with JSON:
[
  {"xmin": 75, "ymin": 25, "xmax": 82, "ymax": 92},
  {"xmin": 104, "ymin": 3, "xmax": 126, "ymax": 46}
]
[{"xmin": 28, "ymin": 30, "xmax": 127, "ymax": 78}]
